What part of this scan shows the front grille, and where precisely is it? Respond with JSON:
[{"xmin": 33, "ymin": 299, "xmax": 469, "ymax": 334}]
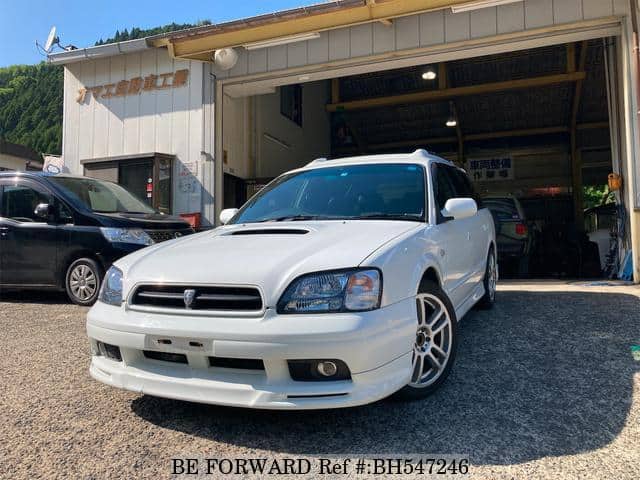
[
  {"xmin": 131, "ymin": 285, "xmax": 263, "ymax": 311},
  {"xmin": 145, "ymin": 229, "xmax": 193, "ymax": 243},
  {"xmin": 143, "ymin": 350, "xmax": 188, "ymax": 364}
]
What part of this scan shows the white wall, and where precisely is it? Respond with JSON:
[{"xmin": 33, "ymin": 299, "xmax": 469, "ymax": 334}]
[
  {"xmin": 222, "ymin": 80, "xmax": 331, "ymax": 179},
  {"xmin": 62, "ymin": 49, "xmax": 206, "ymax": 216},
  {"xmin": 222, "ymin": 95, "xmax": 252, "ymax": 179},
  {"xmin": 255, "ymin": 81, "xmax": 331, "ymax": 178}
]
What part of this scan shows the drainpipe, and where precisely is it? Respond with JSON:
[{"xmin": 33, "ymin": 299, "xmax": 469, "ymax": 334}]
[{"xmin": 629, "ymin": 0, "xmax": 640, "ymax": 282}]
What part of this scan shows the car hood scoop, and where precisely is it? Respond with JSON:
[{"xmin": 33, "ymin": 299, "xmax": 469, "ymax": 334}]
[{"xmin": 227, "ymin": 228, "xmax": 309, "ymax": 236}]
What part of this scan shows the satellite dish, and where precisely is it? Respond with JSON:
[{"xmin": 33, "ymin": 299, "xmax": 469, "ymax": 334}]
[
  {"xmin": 213, "ymin": 48, "xmax": 238, "ymax": 71},
  {"xmin": 44, "ymin": 26, "xmax": 58, "ymax": 53}
]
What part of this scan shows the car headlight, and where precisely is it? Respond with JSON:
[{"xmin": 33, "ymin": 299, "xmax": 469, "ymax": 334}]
[
  {"xmin": 99, "ymin": 266, "xmax": 123, "ymax": 306},
  {"xmin": 100, "ymin": 227, "xmax": 153, "ymax": 246},
  {"xmin": 278, "ymin": 269, "xmax": 382, "ymax": 314}
]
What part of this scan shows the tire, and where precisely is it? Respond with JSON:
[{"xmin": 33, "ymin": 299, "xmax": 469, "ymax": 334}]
[
  {"xmin": 395, "ymin": 280, "xmax": 458, "ymax": 400},
  {"xmin": 477, "ymin": 249, "xmax": 497, "ymax": 310},
  {"xmin": 65, "ymin": 258, "xmax": 103, "ymax": 306}
]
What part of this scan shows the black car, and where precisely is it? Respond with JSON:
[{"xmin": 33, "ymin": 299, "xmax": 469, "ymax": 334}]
[{"xmin": 0, "ymin": 172, "xmax": 193, "ymax": 305}]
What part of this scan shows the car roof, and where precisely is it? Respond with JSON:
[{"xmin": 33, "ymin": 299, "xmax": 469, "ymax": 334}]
[
  {"xmin": 0, "ymin": 172, "xmax": 91, "ymax": 181},
  {"xmin": 298, "ymin": 149, "xmax": 456, "ymax": 172}
]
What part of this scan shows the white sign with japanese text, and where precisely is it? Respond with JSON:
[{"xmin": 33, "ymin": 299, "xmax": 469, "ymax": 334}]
[{"xmin": 467, "ymin": 156, "xmax": 514, "ymax": 182}]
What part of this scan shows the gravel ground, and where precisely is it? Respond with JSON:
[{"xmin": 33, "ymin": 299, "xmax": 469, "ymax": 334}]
[{"xmin": 1, "ymin": 281, "xmax": 639, "ymax": 479}]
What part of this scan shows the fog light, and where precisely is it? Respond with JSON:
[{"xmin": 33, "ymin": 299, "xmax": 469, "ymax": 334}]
[
  {"xmin": 96, "ymin": 341, "xmax": 122, "ymax": 361},
  {"xmin": 288, "ymin": 359, "xmax": 351, "ymax": 381},
  {"xmin": 317, "ymin": 361, "xmax": 338, "ymax": 377}
]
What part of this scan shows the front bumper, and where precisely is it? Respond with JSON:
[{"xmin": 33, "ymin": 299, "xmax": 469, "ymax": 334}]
[{"xmin": 86, "ymin": 298, "xmax": 416, "ymax": 410}]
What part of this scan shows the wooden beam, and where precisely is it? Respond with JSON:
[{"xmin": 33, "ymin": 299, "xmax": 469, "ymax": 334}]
[
  {"xmin": 334, "ymin": 135, "xmax": 458, "ymax": 155},
  {"xmin": 465, "ymin": 126, "xmax": 569, "ymax": 141},
  {"xmin": 438, "ymin": 63, "xmax": 463, "ymax": 165},
  {"xmin": 326, "ymin": 72, "xmax": 586, "ymax": 112},
  {"xmin": 570, "ymin": 41, "xmax": 589, "ymax": 229},
  {"xmin": 452, "ymin": 102, "xmax": 464, "ymax": 165},
  {"xmin": 571, "ymin": 42, "xmax": 589, "ymax": 132},
  {"xmin": 331, "ymin": 78, "xmax": 340, "ymax": 104},
  {"xmin": 576, "ymin": 121, "xmax": 609, "ymax": 130},
  {"xmin": 566, "ymin": 43, "xmax": 576, "ymax": 73},
  {"xmin": 438, "ymin": 63, "xmax": 447, "ymax": 90},
  {"xmin": 334, "ymin": 125, "xmax": 584, "ymax": 154},
  {"xmin": 456, "ymin": 130, "xmax": 464, "ymax": 165}
]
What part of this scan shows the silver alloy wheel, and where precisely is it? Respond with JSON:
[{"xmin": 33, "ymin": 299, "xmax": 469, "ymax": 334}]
[
  {"xmin": 410, "ymin": 293, "xmax": 453, "ymax": 388},
  {"xmin": 69, "ymin": 264, "xmax": 98, "ymax": 301},
  {"xmin": 487, "ymin": 252, "xmax": 497, "ymax": 302}
]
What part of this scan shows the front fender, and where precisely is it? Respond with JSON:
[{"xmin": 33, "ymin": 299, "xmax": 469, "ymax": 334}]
[{"xmin": 362, "ymin": 227, "xmax": 446, "ymax": 307}]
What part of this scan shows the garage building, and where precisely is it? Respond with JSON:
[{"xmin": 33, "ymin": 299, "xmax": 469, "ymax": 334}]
[{"xmin": 49, "ymin": 0, "xmax": 640, "ymax": 282}]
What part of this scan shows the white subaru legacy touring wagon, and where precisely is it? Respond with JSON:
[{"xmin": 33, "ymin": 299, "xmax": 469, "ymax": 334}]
[{"xmin": 87, "ymin": 150, "xmax": 497, "ymax": 409}]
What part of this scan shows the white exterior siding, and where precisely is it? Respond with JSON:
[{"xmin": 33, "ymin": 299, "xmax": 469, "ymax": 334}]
[
  {"xmin": 62, "ymin": 49, "xmax": 207, "ymax": 216},
  {"xmin": 214, "ymin": 0, "xmax": 624, "ymax": 79}
]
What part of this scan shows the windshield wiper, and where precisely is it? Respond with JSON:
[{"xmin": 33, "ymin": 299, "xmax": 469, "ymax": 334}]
[{"xmin": 259, "ymin": 215, "xmax": 325, "ymax": 222}]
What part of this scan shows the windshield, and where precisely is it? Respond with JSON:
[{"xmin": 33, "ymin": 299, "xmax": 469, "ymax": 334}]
[
  {"xmin": 231, "ymin": 163, "xmax": 426, "ymax": 224},
  {"xmin": 49, "ymin": 177, "xmax": 156, "ymax": 214}
]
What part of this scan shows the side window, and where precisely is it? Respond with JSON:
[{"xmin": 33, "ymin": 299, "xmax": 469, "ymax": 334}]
[
  {"xmin": 445, "ymin": 167, "xmax": 482, "ymax": 208},
  {"xmin": 58, "ymin": 201, "xmax": 74, "ymax": 224},
  {"xmin": 433, "ymin": 164, "xmax": 456, "ymax": 211},
  {"xmin": 446, "ymin": 167, "xmax": 471, "ymax": 197},
  {"xmin": 281, "ymin": 85, "xmax": 302, "ymax": 126},
  {"xmin": 0, "ymin": 183, "xmax": 52, "ymax": 223}
]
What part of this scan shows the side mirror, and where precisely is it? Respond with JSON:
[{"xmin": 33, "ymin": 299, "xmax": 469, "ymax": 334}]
[
  {"xmin": 34, "ymin": 203, "xmax": 54, "ymax": 220},
  {"xmin": 442, "ymin": 198, "xmax": 477, "ymax": 221},
  {"xmin": 219, "ymin": 208, "xmax": 239, "ymax": 225}
]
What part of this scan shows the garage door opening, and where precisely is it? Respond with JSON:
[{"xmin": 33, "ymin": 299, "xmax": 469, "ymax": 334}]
[{"xmin": 221, "ymin": 37, "xmax": 631, "ymax": 280}]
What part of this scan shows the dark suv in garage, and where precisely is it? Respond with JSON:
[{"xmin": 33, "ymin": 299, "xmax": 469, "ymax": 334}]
[{"xmin": 0, "ymin": 172, "xmax": 193, "ymax": 305}]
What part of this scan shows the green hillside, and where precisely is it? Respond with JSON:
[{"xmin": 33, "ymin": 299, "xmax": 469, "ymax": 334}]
[
  {"xmin": 0, "ymin": 63, "xmax": 63, "ymax": 154},
  {"xmin": 0, "ymin": 21, "xmax": 210, "ymax": 156}
]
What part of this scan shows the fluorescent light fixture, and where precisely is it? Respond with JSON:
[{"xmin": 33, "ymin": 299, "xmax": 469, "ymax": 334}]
[
  {"xmin": 451, "ymin": 0, "xmax": 523, "ymax": 13},
  {"xmin": 243, "ymin": 32, "xmax": 321, "ymax": 50},
  {"xmin": 422, "ymin": 70, "xmax": 437, "ymax": 81},
  {"xmin": 446, "ymin": 118, "xmax": 458, "ymax": 127}
]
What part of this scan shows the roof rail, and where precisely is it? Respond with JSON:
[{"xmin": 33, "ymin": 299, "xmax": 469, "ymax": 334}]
[
  {"xmin": 305, "ymin": 157, "xmax": 328, "ymax": 167},
  {"xmin": 411, "ymin": 149, "xmax": 430, "ymax": 157}
]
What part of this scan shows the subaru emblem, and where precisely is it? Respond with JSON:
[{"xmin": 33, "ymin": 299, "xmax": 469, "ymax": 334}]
[{"xmin": 183, "ymin": 289, "xmax": 196, "ymax": 309}]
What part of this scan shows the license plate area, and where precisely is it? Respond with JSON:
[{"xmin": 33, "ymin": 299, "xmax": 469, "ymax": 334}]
[{"xmin": 144, "ymin": 335, "xmax": 213, "ymax": 354}]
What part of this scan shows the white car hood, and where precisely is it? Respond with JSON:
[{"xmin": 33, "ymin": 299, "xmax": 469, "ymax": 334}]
[{"xmin": 117, "ymin": 220, "xmax": 420, "ymax": 307}]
